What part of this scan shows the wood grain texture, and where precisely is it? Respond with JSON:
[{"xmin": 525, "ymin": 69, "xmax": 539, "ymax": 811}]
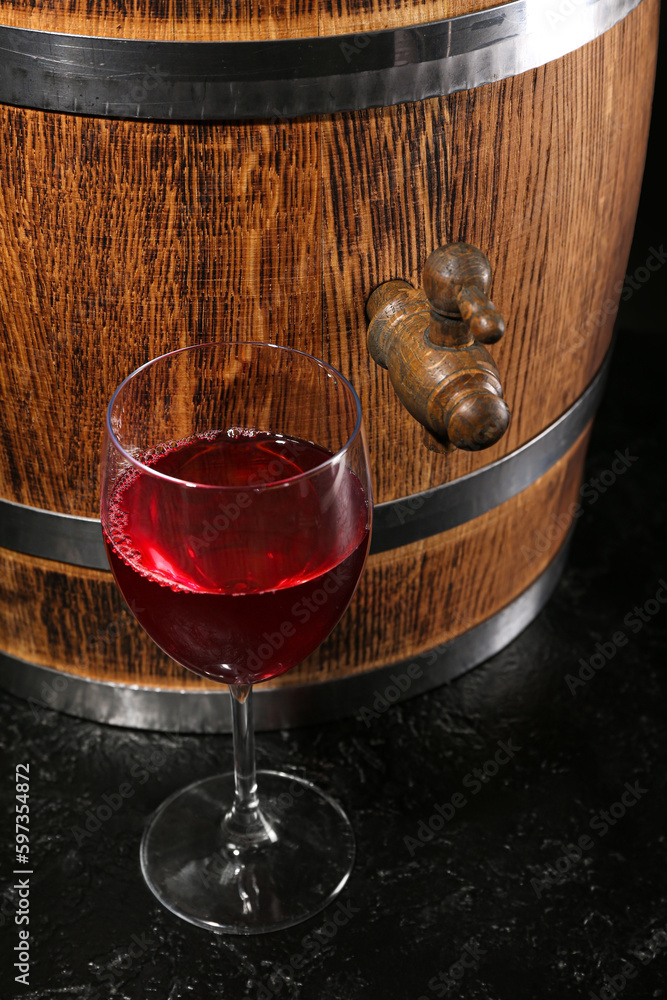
[
  {"xmin": 0, "ymin": 0, "xmax": 510, "ymax": 40},
  {"xmin": 320, "ymin": 0, "xmax": 657, "ymax": 499},
  {"xmin": 0, "ymin": 3, "xmax": 657, "ymax": 697},
  {"xmin": 0, "ymin": 426, "xmax": 590, "ymax": 687},
  {"xmin": 0, "ymin": 1, "xmax": 657, "ymax": 516},
  {"xmin": 0, "ymin": 116, "xmax": 321, "ymax": 512}
]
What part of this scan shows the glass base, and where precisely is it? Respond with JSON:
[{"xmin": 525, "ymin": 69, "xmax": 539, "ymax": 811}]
[{"xmin": 140, "ymin": 769, "xmax": 355, "ymax": 934}]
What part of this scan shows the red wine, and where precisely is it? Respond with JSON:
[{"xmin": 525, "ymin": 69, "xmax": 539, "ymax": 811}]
[{"xmin": 103, "ymin": 432, "xmax": 370, "ymax": 684}]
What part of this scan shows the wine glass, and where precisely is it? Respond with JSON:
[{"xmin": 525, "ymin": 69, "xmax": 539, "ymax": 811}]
[{"xmin": 100, "ymin": 341, "xmax": 372, "ymax": 933}]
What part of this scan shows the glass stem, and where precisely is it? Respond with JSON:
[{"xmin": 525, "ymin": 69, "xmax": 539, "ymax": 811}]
[{"xmin": 222, "ymin": 684, "xmax": 276, "ymax": 851}]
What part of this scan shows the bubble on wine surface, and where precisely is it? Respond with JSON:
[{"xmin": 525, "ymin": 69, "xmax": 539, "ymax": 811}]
[{"xmin": 226, "ymin": 426, "xmax": 257, "ymax": 439}]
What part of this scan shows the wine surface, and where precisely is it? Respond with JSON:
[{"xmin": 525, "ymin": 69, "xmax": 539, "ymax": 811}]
[{"xmin": 103, "ymin": 432, "xmax": 370, "ymax": 684}]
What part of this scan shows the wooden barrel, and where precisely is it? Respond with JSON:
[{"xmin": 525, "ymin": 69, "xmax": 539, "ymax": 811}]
[{"xmin": 0, "ymin": 0, "xmax": 658, "ymax": 730}]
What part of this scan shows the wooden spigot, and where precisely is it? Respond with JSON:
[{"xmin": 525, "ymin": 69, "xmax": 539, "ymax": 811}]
[{"xmin": 366, "ymin": 243, "xmax": 510, "ymax": 453}]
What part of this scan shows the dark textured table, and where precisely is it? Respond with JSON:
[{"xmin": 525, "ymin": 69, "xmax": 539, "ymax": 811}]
[{"xmin": 1, "ymin": 326, "xmax": 666, "ymax": 999}]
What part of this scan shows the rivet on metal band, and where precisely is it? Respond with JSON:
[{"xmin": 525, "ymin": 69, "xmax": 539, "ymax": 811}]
[
  {"xmin": 0, "ymin": 0, "xmax": 643, "ymax": 120},
  {"xmin": 0, "ymin": 353, "xmax": 609, "ymax": 568}
]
